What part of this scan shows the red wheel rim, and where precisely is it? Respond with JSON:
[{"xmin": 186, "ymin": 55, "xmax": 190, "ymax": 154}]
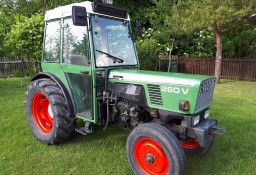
[
  {"xmin": 32, "ymin": 92, "xmax": 53, "ymax": 134},
  {"xmin": 134, "ymin": 137, "xmax": 169, "ymax": 175},
  {"xmin": 180, "ymin": 138, "xmax": 199, "ymax": 150}
]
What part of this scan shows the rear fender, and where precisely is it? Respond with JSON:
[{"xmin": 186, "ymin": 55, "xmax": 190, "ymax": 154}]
[{"xmin": 32, "ymin": 72, "xmax": 76, "ymax": 116}]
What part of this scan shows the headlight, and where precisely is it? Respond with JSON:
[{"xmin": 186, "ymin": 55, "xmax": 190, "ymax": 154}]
[
  {"xmin": 204, "ymin": 110, "xmax": 210, "ymax": 119},
  {"xmin": 193, "ymin": 115, "xmax": 200, "ymax": 126}
]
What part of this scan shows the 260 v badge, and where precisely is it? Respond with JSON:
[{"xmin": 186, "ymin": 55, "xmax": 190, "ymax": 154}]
[{"xmin": 161, "ymin": 86, "xmax": 189, "ymax": 95}]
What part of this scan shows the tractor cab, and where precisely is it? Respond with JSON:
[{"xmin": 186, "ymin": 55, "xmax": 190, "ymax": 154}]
[{"xmin": 41, "ymin": 1, "xmax": 138, "ymax": 123}]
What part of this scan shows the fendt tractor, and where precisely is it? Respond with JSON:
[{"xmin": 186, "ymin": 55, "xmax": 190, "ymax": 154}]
[{"xmin": 25, "ymin": 1, "xmax": 226, "ymax": 174}]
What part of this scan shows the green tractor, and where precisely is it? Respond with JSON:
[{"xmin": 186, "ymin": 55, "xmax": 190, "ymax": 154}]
[{"xmin": 25, "ymin": 1, "xmax": 225, "ymax": 174}]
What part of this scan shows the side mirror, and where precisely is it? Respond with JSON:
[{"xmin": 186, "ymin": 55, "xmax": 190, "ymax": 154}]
[
  {"xmin": 72, "ymin": 6, "xmax": 87, "ymax": 26},
  {"xmin": 136, "ymin": 21, "xmax": 142, "ymax": 37}
]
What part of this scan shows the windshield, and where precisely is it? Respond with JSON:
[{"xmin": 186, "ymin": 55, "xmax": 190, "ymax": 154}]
[{"xmin": 91, "ymin": 15, "xmax": 137, "ymax": 67}]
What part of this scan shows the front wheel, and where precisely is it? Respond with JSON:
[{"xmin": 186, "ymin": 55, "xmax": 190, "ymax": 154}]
[
  {"xmin": 180, "ymin": 138, "xmax": 214, "ymax": 157},
  {"xmin": 126, "ymin": 123, "xmax": 186, "ymax": 175},
  {"xmin": 25, "ymin": 78, "xmax": 75, "ymax": 144}
]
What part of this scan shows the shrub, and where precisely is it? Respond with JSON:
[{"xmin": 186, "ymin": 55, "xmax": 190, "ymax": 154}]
[{"xmin": 136, "ymin": 38, "xmax": 161, "ymax": 70}]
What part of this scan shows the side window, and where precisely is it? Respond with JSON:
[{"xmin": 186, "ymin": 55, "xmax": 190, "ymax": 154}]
[
  {"xmin": 63, "ymin": 18, "xmax": 90, "ymax": 66},
  {"xmin": 44, "ymin": 20, "xmax": 61, "ymax": 62}
]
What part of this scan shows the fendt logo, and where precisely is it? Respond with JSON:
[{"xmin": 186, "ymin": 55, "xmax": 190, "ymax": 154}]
[{"xmin": 161, "ymin": 86, "xmax": 189, "ymax": 95}]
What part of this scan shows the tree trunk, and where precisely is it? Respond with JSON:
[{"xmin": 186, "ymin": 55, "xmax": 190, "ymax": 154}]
[{"xmin": 215, "ymin": 21, "xmax": 222, "ymax": 83}]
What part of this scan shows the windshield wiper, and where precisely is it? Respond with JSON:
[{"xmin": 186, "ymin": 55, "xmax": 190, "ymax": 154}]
[{"xmin": 96, "ymin": 50, "xmax": 124, "ymax": 63}]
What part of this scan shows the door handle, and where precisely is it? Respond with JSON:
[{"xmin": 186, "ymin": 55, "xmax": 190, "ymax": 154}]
[{"xmin": 80, "ymin": 71, "xmax": 89, "ymax": 75}]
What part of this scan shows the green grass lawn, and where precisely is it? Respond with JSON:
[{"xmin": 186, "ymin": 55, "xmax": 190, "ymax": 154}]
[{"xmin": 0, "ymin": 78, "xmax": 256, "ymax": 175}]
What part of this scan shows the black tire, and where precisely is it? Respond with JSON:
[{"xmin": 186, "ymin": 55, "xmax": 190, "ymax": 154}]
[
  {"xmin": 24, "ymin": 78, "xmax": 75, "ymax": 144},
  {"xmin": 126, "ymin": 123, "xmax": 186, "ymax": 175}
]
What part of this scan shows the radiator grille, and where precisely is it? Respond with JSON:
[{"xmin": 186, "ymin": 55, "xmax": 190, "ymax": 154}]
[
  {"xmin": 195, "ymin": 78, "xmax": 215, "ymax": 111},
  {"xmin": 147, "ymin": 84, "xmax": 163, "ymax": 106}
]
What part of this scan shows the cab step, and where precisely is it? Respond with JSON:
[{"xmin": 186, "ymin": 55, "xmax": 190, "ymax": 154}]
[{"xmin": 75, "ymin": 123, "xmax": 92, "ymax": 135}]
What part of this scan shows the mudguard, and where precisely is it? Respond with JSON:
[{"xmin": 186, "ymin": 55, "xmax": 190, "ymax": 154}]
[{"xmin": 31, "ymin": 72, "xmax": 76, "ymax": 116}]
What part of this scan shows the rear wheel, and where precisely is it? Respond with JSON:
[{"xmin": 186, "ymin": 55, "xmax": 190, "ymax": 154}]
[
  {"xmin": 126, "ymin": 123, "xmax": 186, "ymax": 175},
  {"xmin": 180, "ymin": 138, "xmax": 214, "ymax": 156},
  {"xmin": 25, "ymin": 78, "xmax": 75, "ymax": 144}
]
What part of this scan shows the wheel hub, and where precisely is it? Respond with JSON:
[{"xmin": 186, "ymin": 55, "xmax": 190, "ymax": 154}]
[
  {"xmin": 48, "ymin": 105, "xmax": 54, "ymax": 119},
  {"xmin": 146, "ymin": 154, "xmax": 154, "ymax": 164},
  {"xmin": 32, "ymin": 93, "xmax": 53, "ymax": 134},
  {"xmin": 134, "ymin": 137, "xmax": 169, "ymax": 175}
]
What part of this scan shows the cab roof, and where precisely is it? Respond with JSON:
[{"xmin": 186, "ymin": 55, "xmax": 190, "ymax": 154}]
[{"xmin": 45, "ymin": 1, "xmax": 130, "ymax": 21}]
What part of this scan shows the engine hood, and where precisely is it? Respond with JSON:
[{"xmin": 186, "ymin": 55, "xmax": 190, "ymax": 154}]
[
  {"xmin": 108, "ymin": 69, "xmax": 215, "ymax": 114},
  {"xmin": 109, "ymin": 69, "xmax": 212, "ymax": 86}
]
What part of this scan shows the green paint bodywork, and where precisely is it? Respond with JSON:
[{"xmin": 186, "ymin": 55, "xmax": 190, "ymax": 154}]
[
  {"xmin": 40, "ymin": 12, "xmax": 215, "ymax": 124},
  {"xmin": 109, "ymin": 69, "xmax": 214, "ymax": 114}
]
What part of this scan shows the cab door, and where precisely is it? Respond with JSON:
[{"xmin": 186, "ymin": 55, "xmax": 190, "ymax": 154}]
[{"xmin": 61, "ymin": 17, "xmax": 93, "ymax": 120}]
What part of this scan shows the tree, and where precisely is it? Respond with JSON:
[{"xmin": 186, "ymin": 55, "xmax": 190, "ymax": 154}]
[
  {"xmin": 167, "ymin": 0, "xmax": 255, "ymax": 83},
  {"xmin": 223, "ymin": 25, "xmax": 256, "ymax": 57},
  {"xmin": 132, "ymin": 0, "xmax": 176, "ymax": 52},
  {"xmin": 5, "ymin": 14, "xmax": 44, "ymax": 60},
  {"xmin": 137, "ymin": 38, "xmax": 161, "ymax": 70}
]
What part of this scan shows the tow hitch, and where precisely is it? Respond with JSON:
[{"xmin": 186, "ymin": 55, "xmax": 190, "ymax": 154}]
[
  {"xmin": 193, "ymin": 118, "xmax": 226, "ymax": 147},
  {"xmin": 211, "ymin": 124, "xmax": 226, "ymax": 135}
]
